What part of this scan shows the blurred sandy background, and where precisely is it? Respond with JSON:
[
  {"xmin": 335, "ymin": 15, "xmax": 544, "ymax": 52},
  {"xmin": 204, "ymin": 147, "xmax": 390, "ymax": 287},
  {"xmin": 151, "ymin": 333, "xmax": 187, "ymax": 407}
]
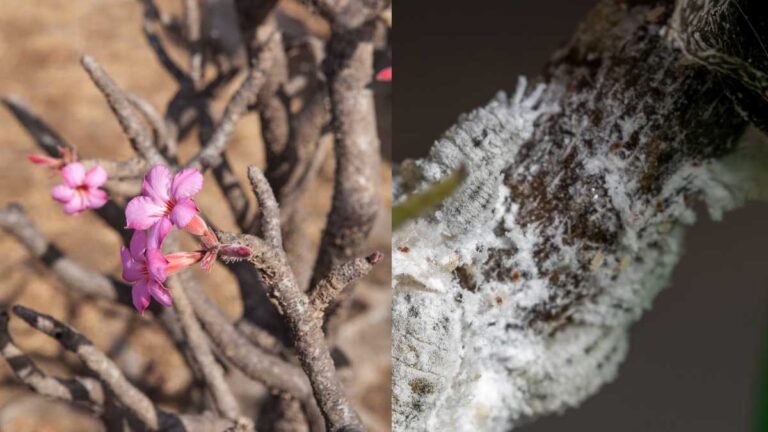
[
  {"xmin": 395, "ymin": 0, "xmax": 768, "ymax": 430},
  {"xmin": 0, "ymin": 1, "xmax": 391, "ymax": 431}
]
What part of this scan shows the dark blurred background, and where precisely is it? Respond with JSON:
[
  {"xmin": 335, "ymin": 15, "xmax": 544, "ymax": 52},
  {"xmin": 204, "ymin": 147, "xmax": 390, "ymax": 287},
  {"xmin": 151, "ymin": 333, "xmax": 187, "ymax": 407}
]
[{"xmin": 394, "ymin": 1, "xmax": 768, "ymax": 430}]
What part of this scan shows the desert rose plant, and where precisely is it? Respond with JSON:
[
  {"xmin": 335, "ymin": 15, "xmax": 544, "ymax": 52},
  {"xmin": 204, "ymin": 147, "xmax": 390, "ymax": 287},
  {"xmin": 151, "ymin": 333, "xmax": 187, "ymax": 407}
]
[{"xmin": 0, "ymin": 0, "xmax": 391, "ymax": 431}]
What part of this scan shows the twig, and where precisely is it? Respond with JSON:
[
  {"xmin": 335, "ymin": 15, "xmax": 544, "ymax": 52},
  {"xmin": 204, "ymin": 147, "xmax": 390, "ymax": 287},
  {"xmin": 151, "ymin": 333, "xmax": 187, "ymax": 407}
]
[
  {"xmin": 247, "ymin": 166, "xmax": 282, "ymax": 248},
  {"xmin": 128, "ymin": 94, "xmax": 177, "ymax": 161},
  {"xmin": 192, "ymin": 85, "xmax": 252, "ymax": 232},
  {"xmin": 80, "ymin": 55, "xmax": 166, "ymax": 165},
  {"xmin": 186, "ymin": 42, "xmax": 274, "ymax": 172},
  {"xmin": 273, "ymin": 81, "xmax": 331, "ymax": 209},
  {"xmin": 238, "ymin": 10, "xmax": 293, "ymax": 200},
  {"xmin": 183, "ymin": 0, "xmax": 204, "ymax": 87},
  {"xmin": 2, "ymin": 96, "xmax": 74, "ymax": 155},
  {"xmin": 212, "ymin": 156, "xmax": 251, "ymax": 230},
  {"xmin": 307, "ymin": 252, "xmax": 382, "ymax": 318},
  {"xmin": 81, "ymin": 157, "xmax": 147, "ymax": 180},
  {"xmin": 140, "ymin": 0, "xmax": 188, "ymax": 83}
]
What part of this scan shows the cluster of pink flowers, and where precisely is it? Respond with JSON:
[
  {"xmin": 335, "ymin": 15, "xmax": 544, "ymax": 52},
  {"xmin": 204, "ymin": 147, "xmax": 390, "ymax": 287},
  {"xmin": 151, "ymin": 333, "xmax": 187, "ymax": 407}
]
[
  {"xmin": 30, "ymin": 154, "xmax": 243, "ymax": 313},
  {"xmin": 29, "ymin": 149, "xmax": 109, "ymax": 215},
  {"xmin": 121, "ymin": 165, "xmax": 214, "ymax": 313}
]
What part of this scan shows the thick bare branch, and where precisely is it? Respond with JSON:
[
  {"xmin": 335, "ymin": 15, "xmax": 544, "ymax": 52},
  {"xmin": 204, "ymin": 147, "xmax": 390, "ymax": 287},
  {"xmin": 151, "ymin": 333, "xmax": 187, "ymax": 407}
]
[
  {"xmin": 128, "ymin": 94, "xmax": 177, "ymax": 161},
  {"xmin": 307, "ymin": 251, "xmax": 382, "ymax": 317},
  {"xmin": 165, "ymin": 270, "xmax": 241, "ymax": 422},
  {"xmin": 0, "ymin": 204, "xmax": 130, "ymax": 305},
  {"xmin": 81, "ymin": 157, "xmax": 147, "ymax": 180},
  {"xmin": 311, "ymin": 23, "xmax": 380, "ymax": 287},
  {"xmin": 218, "ymin": 168, "xmax": 363, "ymax": 430},
  {"xmin": 183, "ymin": 0, "xmax": 204, "ymax": 87},
  {"xmin": 2, "ymin": 96, "xmax": 74, "ymax": 156},
  {"xmin": 80, "ymin": 55, "xmax": 165, "ymax": 165},
  {"xmin": 177, "ymin": 271, "xmax": 314, "ymax": 401},
  {"xmin": 186, "ymin": 46, "xmax": 274, "ymax": 172},
  {"xmin": 9, "ymin": 306, "xmax": 237, "ymax": 432},
  {"xmin": 0, "ymin": 310, "xmax": 105, "ymax": 411},
  {"xmin": 13, "ymin": 305, "xmax": 162, "ymax": 428},
  {"xmin": 234, "ymin": 6, "xmax": 293, "ymax": 200},
  {"xmin": 141, "ymin": 0, "xmax": 188, "ymax": 83}
]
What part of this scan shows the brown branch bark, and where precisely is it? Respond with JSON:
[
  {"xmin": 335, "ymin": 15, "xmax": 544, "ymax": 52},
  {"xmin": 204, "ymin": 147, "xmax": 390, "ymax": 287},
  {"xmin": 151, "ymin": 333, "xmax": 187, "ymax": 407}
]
[
  {"xmin": 183, "ymin": 0, "xmax": 204, "ymax": 87},
  {"xmin": 177, "ymin": 270, "xmax": 313, "ymax": 400},
  {"xmin": 186, "ymin": 46, "xmax": 274, "ymax": 172},
  {"xmin": 6, "ymin": 306, "xmax": 237, "ymax": 432},
  {"xmin": 0, "ymin": 311, "xmax": 105, "ymax": 412},
  {"xmin": 141, "ymin": 0, "xmax": 188, "ymax": 83},
  {"xmin": 217, "ymin": 166, "xmax": 363, "ymax": 431},
  {"xmin": 310, "ymin": 10, "xmax": 382, "ymax": 287},
  {"xmin": 80, "ymin": 55, "xmax": 166, "ymax": 166},
  {"xmin": 307, "ymin": 251, "xmax": 382, "ymax": 318},
  {"xmin": 163, "ymin": 232, "xmax": 242, "ymax": 423}
]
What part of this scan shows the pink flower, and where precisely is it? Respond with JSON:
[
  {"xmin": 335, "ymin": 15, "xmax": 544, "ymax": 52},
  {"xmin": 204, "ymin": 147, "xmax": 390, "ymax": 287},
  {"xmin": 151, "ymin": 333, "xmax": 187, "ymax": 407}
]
[
  {"xmin": 376, "ymin": 66, "xmax": 392, "ymax": 82},
  {"xmin": 120, "ymin": 230, "xmax": 172, "ymax": 312},
  {"xmin": 51, "ymin": 163, "xmax": 109, "ymax": 215},
  {"xmin": 120, "ymin": 230, "xmax": 206, "ymax": 312},
  {"xmin": 125, "ymin": 165, "xmax": 205, "ymax": 245}
]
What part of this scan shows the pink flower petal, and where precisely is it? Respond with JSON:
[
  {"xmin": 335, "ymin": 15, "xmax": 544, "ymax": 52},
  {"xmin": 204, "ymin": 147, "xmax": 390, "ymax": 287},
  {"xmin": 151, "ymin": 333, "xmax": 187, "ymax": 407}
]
[
  {"xmin": 85, "ymin": 188, "xmax": 108, "ymax": 210},
  {"xmin": 171, "ymin": 168, "xmax": 203, "ymax": 199},
  {"xmin": 183, "ymin": 213, "xmax": 209, "ymax": 237},
  {"xmin": 125, "ymin": 196, "xmax": 165, "ymax": 230},
  {"xmin": 142, "ymin": 165, "xmax": 172, "ymax": 202},
  {"xmin": 132, "ymin": 280, "xmax": 152, "ymax": 312},
  {"xmin": 129, "ymin": 230, "xmax": 147, "ymax": 260},
  {"xmin": 120, "ymin": 247, "xmax": 143, "ymax": 282},
  {"xmin": 62, "ymin": 192, "xmax": 86, "ymax": 215},
  {"xmin": 148, "ymin": 281, "xmax": 173, "ymax": 307},
  {"xmin": 84, "ymin": 166, "xmax": 108, "ymax": 188},
  {"xmin": 376, "ymin": 66, "xmax": 392, "ymax": 82},
  {"xmin": 145, "ymin": 248, "xmax": 169, "ymax": 282},
  {"xmin": 147, "ymin": 217, "xmax": 172, "ymax": 250},
  {"xmin": 51, "ymin": 184, "xmax": 75, "ymax": 203},
  {"xmin": 60, "ymin": 163, "xmax": 85, "ymax": 188},
  {"xmin": 169, "ymin": 197, "xmax": 198, "ymax": 228}
]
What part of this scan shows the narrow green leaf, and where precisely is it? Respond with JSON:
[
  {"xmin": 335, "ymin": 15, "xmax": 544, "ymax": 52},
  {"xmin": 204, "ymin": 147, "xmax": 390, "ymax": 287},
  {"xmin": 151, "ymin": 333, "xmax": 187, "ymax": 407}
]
[{"xmin": 392, "ymin": 166, "xmax": 467, "ymax": 230}]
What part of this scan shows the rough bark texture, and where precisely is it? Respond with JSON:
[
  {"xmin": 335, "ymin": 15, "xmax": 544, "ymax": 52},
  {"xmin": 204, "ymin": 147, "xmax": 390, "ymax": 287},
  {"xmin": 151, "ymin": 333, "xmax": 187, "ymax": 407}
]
[
  {"xmin": 392, "ymin": 0, "xmax": 768, "ymax": 430},
  {"xmin": 311, "ymin": 21, "xmax": 381, "ymax": 287}
]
